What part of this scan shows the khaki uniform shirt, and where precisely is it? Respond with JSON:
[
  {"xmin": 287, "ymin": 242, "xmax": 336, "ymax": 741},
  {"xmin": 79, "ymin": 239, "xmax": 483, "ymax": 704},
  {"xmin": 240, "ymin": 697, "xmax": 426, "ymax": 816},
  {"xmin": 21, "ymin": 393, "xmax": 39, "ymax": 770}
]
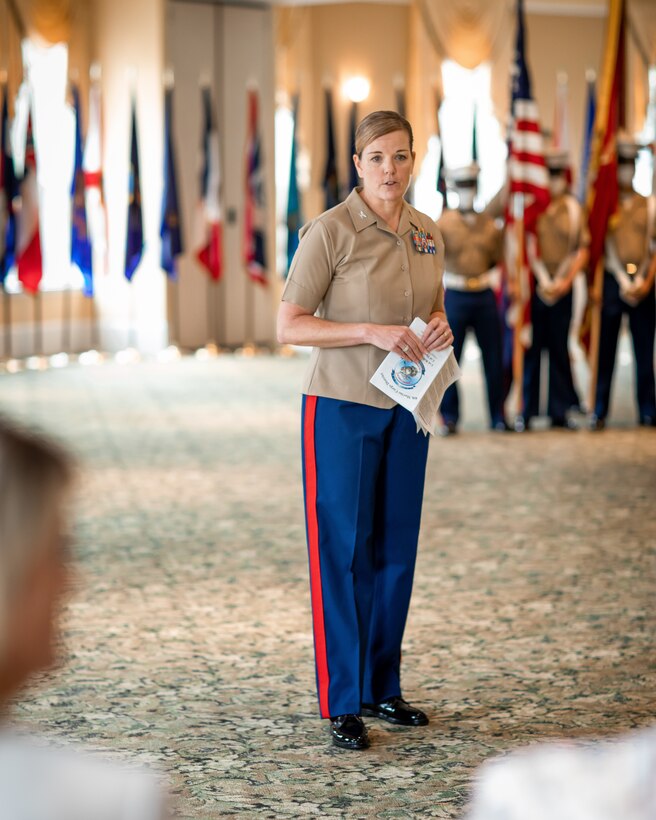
[
  {"xmin": 608, "ymin": 194, "xmax": 655, "ymax": 267},
  {"xmin": 281, "ymin": 188, "xmax": 445, "ymax": 409},
  {"xmin": 437, "ymin": 209, "xmax": 502, "ymax": 278},
  {"xmin": 537, "ymin": 194, "xmax": 588, "ymax": 277}
]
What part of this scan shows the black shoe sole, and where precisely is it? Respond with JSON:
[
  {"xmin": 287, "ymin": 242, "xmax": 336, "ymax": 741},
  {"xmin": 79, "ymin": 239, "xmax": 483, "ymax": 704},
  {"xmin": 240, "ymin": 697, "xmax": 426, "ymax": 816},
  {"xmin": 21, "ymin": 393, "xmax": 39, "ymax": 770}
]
[
  {"xmin": 361, "ymin": 707, "xmax": 429, "ymax": 727},
  {"xmin": 330, "ymin": 734, "xmax": 370, "ymax": 750}
]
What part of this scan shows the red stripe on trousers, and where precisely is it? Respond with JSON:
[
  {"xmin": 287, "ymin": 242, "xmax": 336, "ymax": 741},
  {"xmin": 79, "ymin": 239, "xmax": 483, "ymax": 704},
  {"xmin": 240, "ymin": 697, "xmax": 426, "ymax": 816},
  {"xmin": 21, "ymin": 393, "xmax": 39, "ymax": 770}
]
[{"xmin": 303, "ymin": 396, "xmax": 331, "ymax": 718}]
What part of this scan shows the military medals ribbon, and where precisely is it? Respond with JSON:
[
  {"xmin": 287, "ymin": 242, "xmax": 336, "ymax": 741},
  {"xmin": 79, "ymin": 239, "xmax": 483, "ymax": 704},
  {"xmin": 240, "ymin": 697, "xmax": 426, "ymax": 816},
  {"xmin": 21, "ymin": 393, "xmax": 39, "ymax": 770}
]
[{"xmin": 412, "ymin": 230, "xmax": 436, "ymax": 255}]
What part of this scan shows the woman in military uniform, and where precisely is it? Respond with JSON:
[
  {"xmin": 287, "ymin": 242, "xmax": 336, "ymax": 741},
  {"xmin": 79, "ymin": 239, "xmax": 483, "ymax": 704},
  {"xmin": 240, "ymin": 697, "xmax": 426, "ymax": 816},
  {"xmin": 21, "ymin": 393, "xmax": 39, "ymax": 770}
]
[{"xmin": 277, "ymin": 111, "xmax": 452, "ymax": 751}]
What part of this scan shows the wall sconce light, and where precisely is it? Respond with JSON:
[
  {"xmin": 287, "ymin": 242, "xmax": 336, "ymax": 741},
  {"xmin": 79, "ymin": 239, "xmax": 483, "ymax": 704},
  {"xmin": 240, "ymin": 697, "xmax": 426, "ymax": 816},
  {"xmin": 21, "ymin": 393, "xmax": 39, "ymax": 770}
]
[{"xmin": 343, "ymin": 76, "xmax": 370, "ymax": 104}]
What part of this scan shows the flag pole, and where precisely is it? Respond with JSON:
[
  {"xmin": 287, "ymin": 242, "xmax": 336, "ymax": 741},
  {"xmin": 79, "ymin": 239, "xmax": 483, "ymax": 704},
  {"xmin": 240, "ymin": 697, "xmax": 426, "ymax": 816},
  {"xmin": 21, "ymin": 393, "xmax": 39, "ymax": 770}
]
[
  {"xmin": 219, "ymin": 277, "xmax": 226, "ymax": 349},
  {"xmin": 61, "ymin": 284, "xmax": 72, "ymax": 352},
  {"xmin": 511, "ymin": 193, "xmax": 527, "ymax": 419},
  {"xmin": 586, "ymin": 258, "xmax": 605, "ymax": 412},
  {"xmin": 169, "ymin": 277, "xmax": 180, "ymax": 347},
  {"xmin": 129, "ymin": 284, "xmax": 136, "ymax": 349},
  {"xmin": 206, "ymin": 276, "xmax": 216, "ymax": 349},
  {"xmin": 244, "ymin": 279, "xmax": 255, "ymax": 350},
  {"xmin": 2, "ymin": 287, "xmax": 11, "ymax": 359},
  {"xmin": 33, "ymin": 292, "xmax": 43, "ymax": 356},
  {"xmin": 89, "ymin": 293, "xmax": 99, "ymax": 351}
]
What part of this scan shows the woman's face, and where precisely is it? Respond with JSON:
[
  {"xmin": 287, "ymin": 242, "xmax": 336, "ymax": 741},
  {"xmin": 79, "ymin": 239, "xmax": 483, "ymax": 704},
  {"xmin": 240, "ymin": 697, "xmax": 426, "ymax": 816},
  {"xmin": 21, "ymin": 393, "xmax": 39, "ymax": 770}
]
[
  {"xmin": 353, "ymin": 130, "xmax": 415, "ymax": 205},
  {"xmin": 0, "ymin": 506, "xmax": 71, "ymax": 703}
]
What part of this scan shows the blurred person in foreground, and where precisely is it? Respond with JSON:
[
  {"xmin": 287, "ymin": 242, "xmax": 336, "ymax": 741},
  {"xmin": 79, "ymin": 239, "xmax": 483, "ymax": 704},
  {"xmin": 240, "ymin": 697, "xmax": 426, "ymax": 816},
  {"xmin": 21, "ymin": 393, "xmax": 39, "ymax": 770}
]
[
  {"xmin": 467, "ymin": 724, "xmax": 656, "ymax": 820},
  {"xmin": 0, "ymin": 416, "xmax": 167, "ymax": 820}
]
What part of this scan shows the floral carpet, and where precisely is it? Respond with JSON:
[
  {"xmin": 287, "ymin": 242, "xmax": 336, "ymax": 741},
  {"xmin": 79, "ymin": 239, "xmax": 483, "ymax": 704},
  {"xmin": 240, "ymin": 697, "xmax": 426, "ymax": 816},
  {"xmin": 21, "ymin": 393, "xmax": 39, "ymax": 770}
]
[{"xmin": 1, "ymin": 350, "xmax": 654, "ymax": 818}]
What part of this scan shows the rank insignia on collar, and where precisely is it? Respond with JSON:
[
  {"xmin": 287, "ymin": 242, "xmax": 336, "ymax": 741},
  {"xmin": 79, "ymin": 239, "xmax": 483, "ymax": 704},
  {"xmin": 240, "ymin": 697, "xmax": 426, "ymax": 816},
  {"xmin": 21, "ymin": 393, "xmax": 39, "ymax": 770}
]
[
  {"xmin": 412, "ymin": 230, "xmax": 436, "ymax": 254},
  {"xmin": 359, "ymin": 209, "xmax": 368, "ymax": 220}
]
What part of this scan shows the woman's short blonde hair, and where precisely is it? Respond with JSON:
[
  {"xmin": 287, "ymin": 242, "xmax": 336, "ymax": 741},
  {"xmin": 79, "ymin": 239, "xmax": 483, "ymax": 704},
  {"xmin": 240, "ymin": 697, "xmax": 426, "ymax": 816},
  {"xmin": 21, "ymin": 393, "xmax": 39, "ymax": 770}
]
[
  {"xmin": 0, "ymin": 417, "xmax": 74, "ymax": 652},
  {"xmin": 355, "ymin": 110, "xmax": 414, "ymax": 157}
]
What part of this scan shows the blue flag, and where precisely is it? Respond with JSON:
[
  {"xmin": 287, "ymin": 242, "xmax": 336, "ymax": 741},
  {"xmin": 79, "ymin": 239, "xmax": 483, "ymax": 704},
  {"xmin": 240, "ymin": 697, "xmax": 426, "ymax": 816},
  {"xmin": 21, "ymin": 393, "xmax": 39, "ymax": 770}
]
[
  {"xmin": 1, "ymin": 84, "xmax": 18, "ymax": 286},
  {"xmin": 322, "ymin": 89, "xmax": 339, "ymax": 210},
  {"xmin": 347, "ymin": 102, "xmax": 359, "ymax": 194},
  {"xmin": 124, "ymin": 98, "xmax": 144, "ymax": 282},
  {"xmin": 160, "ymin": 87, "xmax": 183, "ymax": 279},
  {"xmin": 286, "ymin": 95, "xmax": 302, "ymax": 275},
  {"xmin": 578, "ymin": 73, "xmax": 596, "ymax": 203},
  {"xmin": 70, "ymin": 84, "xmax": 93, "ymax": 297}
]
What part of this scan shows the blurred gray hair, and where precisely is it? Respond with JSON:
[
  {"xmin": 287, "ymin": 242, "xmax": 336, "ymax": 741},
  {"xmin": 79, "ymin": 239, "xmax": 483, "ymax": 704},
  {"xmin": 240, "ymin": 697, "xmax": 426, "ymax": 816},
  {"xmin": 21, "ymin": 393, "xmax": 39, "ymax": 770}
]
[{"xmin": 0, "ymin": 417, "xmax": 74, "ymax": 650}]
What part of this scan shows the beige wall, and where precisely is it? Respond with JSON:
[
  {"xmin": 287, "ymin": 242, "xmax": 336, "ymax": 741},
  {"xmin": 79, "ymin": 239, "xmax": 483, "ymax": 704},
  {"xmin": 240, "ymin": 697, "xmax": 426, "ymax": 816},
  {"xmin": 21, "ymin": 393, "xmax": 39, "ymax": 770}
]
[
  {"xmin": 280, "ymin": 1, "xmax": 654, "ymax": 224},
  {"xmin": 91, "ymin": 0, "xmax": 167, "ymax": 353},
  {"xmin": 166, "ymin": 0, "xmax": 277, "ymax": 349},
  {"xmin": 276, "ymin": 2, "xmax": 409, "ymax": 222}
]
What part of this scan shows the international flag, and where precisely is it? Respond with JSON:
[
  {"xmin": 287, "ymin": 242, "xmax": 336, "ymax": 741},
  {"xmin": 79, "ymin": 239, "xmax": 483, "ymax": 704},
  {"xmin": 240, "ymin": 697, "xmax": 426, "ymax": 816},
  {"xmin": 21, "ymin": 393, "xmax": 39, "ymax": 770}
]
[
  {"xmin": 286, "ymin": 94, "xmax": 302, "ymax": 275},
  {"xmin": 579, "ymin": 0, "xmax": 625, "ymax": 355},
  {"xmin": 577, "ymin": 71, "xmax": 597, "ymax": 204},
  {"xmin": 322, "ymin": 89, "xmax": 339, "ymax": 210},
  {"xmin": 503, "ymin": 0, "xmax": 550, "ymax": 393},
  {"xmin": 160, "ymin": 86, "xmax": 183, "ymax": 279},
  {"xmin": 195, "ymin": 86, "xmax": 223, "ymax": 282},
  {"xmin": 83, "ymin": 76, "xmax": 107, "ymax": 274},
  {"xmin": 70, "ymin": 84, "xmax": 93, "ymax": 297},
  {"xmin": 472, "ymin": 102, "xmax": 479, "ymax": 164},
  {"xmin": 16, "ymin": 108, "xmax": 42, "ymax": 294},
  {"xmin": 435, "ymin": 91, "xmax": 447, "ymax": 200},
  {"xmin": 243, "ymin": 88, "xmax": 267, "ymax": 285},
  {"xmin": 124, "ymin": 98, "xmax": 144, "ymax": 282},
  {"xmin": 347, "ymin": 102, "xmax": 358, "ymax": 194},
  {"xmin": 1, "ymin": 84, "xmax": 18, "ymax": 285}
]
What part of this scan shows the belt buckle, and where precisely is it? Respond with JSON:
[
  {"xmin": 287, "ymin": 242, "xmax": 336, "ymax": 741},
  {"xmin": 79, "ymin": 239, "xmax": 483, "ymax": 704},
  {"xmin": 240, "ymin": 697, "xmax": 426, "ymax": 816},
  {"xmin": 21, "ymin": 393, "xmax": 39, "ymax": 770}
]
[{"xmin": 466, "ymin": 277, "xmax": 479, "ymax": 291}]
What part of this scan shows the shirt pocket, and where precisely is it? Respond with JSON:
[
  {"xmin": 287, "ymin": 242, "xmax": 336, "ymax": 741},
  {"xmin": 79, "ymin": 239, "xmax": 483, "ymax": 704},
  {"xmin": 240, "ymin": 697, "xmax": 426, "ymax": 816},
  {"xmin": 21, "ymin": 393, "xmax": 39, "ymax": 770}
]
[
  {"xmin": 411, "ymin": 254, "xmax": 441, "ymax": 318},
  {"xmin": 321, "ymin": 260, "xmax": 370, "ymax": 323}
]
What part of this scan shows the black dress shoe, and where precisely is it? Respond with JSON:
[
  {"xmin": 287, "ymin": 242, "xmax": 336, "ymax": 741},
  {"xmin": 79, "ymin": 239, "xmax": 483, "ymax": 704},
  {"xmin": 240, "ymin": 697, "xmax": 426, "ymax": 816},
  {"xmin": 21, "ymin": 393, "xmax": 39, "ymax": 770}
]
[
  {"xmin": 639, "ymin": 415, "xmax": 656, "ymax": 427},
  {"xmin": 492, "ymin": 419, "xmax": 513, "ymax": 432},
  {"xmin": 361, "ymin": 697, "xmax": 429, "ymax": 726},
  {"xmin": 514, "ymin": 415, "xmax": 528, "ymax": 432},
  {"xmin": 329, "ymin": 714, "xmax": 370, "ymax": 750},
  {"xmin": 588, "ymin": 414, "xmax": 606, "ymax": 431},
  {"xmin": 551, "ymin": 416, "xmax": 578, "ymax": 430}
]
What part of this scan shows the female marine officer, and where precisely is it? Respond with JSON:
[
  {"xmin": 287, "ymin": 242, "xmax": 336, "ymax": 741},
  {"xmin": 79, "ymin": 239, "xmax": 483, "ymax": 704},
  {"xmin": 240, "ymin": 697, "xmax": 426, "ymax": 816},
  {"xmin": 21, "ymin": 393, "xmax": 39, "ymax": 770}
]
[{"xmin": 277, "ymin": 111, "xmax": 453, "ymax": 751}]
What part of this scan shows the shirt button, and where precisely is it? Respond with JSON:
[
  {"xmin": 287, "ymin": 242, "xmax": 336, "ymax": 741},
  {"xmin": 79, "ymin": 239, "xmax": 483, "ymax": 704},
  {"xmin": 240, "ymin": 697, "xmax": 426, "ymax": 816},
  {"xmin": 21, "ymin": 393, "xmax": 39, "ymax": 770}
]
[
  {"xmin": 397, "ymin": 240, "xmax": 402, "ymax": 247},
  {"xmin": 404, "ymin": 290, "xmax": 410, "ymax": 297},
  {"xmin": 401, "ymin": 264, "xmax": 407, "ymax": 271}
]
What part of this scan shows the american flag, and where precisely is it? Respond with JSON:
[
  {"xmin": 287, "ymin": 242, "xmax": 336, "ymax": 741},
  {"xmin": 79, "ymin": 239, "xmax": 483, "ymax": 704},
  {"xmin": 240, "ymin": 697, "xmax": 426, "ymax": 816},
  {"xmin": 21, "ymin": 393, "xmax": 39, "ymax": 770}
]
[
  {"xmin": 507, "ymin": 0, "xmax": 549, "ymax": 232},
  {"xmin": 503, "ymin": 0, "xmax": 550, "ymax": 391}
]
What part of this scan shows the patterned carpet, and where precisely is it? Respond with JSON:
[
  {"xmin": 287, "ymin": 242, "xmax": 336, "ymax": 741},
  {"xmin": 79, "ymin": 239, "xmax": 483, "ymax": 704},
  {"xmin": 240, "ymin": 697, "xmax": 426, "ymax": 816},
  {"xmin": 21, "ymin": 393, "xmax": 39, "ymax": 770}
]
[{"xmin": 1, "ymin": 348, "xmax": 655, "ymax": 818}]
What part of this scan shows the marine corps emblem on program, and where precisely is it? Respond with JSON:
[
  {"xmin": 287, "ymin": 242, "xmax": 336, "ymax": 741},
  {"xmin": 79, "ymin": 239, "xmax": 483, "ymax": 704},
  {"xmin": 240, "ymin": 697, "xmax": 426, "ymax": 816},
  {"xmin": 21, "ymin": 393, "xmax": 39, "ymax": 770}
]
[{"xmin": 391, "ymin": 359, "xmax": 426, "ymax": 389}]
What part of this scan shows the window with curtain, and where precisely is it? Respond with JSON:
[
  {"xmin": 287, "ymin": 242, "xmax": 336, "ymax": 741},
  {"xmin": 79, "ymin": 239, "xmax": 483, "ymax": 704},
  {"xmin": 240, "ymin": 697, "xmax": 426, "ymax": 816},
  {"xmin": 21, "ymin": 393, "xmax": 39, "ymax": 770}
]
[{"xmin": 414, "ymin": 59, "xmax": 507, "ymax": 219}]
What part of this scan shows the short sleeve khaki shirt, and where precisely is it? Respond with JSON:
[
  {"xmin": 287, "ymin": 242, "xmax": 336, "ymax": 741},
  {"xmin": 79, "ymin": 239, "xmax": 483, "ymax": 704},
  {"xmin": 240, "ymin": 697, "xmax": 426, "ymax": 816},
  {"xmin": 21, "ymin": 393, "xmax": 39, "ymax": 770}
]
[{"xmin": 281, "ymin": 188, "xmax": 445, "ymax": 408}]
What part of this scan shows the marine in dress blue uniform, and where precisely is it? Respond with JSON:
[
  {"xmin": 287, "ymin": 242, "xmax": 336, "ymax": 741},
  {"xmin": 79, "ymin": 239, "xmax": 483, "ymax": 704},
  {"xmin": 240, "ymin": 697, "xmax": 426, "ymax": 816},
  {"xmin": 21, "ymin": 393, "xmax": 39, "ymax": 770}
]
[
  {"xmin": 518, "ymin": 148, "xmax": 587, "ymax": 430},
  {"xmin": 591, "ymin": 137, "xmax": 656, "ymax": 429},
  {"xmin": 437, "ymin": 164, "xmax": 510, "ymax": 433}
]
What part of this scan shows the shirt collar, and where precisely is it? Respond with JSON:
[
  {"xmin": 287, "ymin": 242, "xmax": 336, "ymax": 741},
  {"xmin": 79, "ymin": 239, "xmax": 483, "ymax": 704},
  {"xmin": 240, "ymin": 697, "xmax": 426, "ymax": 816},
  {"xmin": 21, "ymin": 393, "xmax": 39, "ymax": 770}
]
[{"xmin": 346, "ymin": 188, "xmax": 417, "ymax": 236}]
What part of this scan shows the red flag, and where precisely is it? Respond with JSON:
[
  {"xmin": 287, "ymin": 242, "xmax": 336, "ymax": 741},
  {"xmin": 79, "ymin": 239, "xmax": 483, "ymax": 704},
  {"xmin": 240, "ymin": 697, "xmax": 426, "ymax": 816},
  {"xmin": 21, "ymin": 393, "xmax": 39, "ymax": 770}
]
[
  {"xmin": 243, "ymin": 89, "xmax": 267, "ymax": 285},
  {"xmin": 579, "ymin": 0, "xmax": 625, "ymax": 354},
  {"xmin": 16, "ymin": 111, "xmax": 42, "ymax": 294},
  {"xmin": 195, "ymin": 86, "xmax": 223, "ymax": 282}
]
